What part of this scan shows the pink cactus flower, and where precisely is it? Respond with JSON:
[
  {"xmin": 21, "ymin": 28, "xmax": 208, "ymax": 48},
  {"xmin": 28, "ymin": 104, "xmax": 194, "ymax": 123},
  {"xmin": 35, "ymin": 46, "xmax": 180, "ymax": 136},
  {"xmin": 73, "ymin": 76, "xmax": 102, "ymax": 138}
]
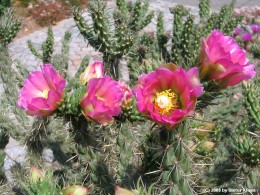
[
  {"xmin": 234, "ymin": 27, "xmax": 242, "ymax": 35},
  {"xmin": 242, "ymin": 33, "xmax": 253, "ymax": 42},
  {"xmin": 79, "ymin": 61, "xmax": 104, "ymax": 85},
  {"xmin": 81, "ymin": 76, "xmax": 124, "ymax": 125},
  {"xmin": 118, "ymin": 81, "xmax": 133, "ymax": 108},
  {"xmin": 133, "ymin": 67, "xmax": 203, "ymax": 129},
  {"xmin": 200, "ymin": 30, "xmax": 255, "ymax": 89},
  {"xmin": 18, "ymin": 64, "xmax": 66, "ymax": 116},
  {"xmin": 251, "ymin": 24, "xmax": 260, "ymax": 33}
]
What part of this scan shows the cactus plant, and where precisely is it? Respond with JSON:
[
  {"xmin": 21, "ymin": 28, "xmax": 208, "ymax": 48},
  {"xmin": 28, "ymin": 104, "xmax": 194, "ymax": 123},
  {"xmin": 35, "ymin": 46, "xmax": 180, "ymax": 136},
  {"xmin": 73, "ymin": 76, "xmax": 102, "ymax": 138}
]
[
  {"xmin": 157, "ymin": 1, "xmax": 242, "ymax": 68},
  {"xmin": 72, "ymin": 0, "xmax": 154, "ymax": 79},
  {"xmin": 0, "ymin": 8, "xmax": 21, "ymax": 47}
]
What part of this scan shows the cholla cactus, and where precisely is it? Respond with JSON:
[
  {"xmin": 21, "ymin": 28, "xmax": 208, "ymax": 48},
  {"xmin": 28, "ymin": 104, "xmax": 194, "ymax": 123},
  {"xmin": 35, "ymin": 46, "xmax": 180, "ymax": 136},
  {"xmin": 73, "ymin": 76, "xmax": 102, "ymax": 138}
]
[
  {"xmin": 243, "ymin": 79, "xmax": 260, "ymax": 129},
  {"xmin": 28, "ymin": 27, "xmax": 54, "ymax": 63},
  {"xmin": 72, "ymin": 0, "xmax": 153, "ymax": 79},
  {"xmin": 199, "ymin": 0, "xmax": 210, "ymax": 22},
  {"xmin": 116, "ymin": 0, "xmax": 154, "ymax": 32},
  {"xmin": 0, "ymin": 8, "xmax": 21, "ymax": 47},
  {"xmin": 157, "ymin": 1, "xmax": 242, "ymax": 67}
]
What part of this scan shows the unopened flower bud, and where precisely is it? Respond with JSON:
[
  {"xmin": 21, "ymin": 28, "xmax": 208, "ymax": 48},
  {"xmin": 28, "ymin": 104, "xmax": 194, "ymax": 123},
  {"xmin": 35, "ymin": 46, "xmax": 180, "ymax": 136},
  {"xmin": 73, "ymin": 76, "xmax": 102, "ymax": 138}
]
[
  {"xmin": 30, "ymin": 166, "xmax": 44, "ymax": 183},
  {"xmin": 115, "ymin": 186, "xmax": 138, "ymax": 195},
  {"xmin": 63, "ymin": 185, "xmax": 88, "ymax": 195},
  {"xmin": 79, "ymin": 61, "xmax": 104, "ymax": 85}
]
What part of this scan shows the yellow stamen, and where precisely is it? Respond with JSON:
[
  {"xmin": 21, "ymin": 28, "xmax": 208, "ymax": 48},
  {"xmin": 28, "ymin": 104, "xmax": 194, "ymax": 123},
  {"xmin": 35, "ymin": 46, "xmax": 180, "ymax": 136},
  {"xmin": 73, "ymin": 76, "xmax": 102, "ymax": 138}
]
[
  {"xmin": 154, "ymin": 89, "xmax": 179, "ymax": 115},
  {"xmin": 39, "ymin": 89, "xmax": 50, "ymax": 99},
  {"xmin": 97, "ymin": 96, "xmax": 104, "ymax": 101}
]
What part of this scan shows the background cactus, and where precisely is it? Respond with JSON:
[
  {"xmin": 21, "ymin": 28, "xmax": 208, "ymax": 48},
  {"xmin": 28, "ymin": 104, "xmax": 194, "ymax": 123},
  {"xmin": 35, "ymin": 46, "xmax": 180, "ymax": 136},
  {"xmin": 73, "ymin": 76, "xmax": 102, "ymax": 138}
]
[
  {"xmin": 28, "ymin": 27, "xmax": 55, "ymax": 64},
  {"xmin": 0, "ymin": 0, "xmax": 11, "ymax": 15},
  {"xmin": 72, "ymin": 0, "xmax": 154, "ymax": 79},
  {"xmin": 156, "ymin": 0, "xmax": 242, "ymax": 69},
  {"xmin": 0, "ymin": 8, "xmax": 21, "ymax": 47}
]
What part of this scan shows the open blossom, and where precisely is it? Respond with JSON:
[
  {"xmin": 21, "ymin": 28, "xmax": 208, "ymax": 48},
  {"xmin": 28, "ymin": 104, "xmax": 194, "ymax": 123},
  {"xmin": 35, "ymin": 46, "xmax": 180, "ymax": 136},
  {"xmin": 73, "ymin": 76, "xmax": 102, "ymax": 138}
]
[
  {"xmin": 18, "ymin": 64, "xmax": 66, "ymax": 116},
  {"xmin": 242, "ymin": 33, "xmax": 253, "ymax": 42},
  {"xmin": 79, "ymin": 61, "xmax": 104, "ymax": 85},
  {"xmin": 133, "ymin": 67, "xmax": 203, "ymax": 129},
  {"xmin": 251, "ymin": 24, "xmax": 260, "ymax": 33},
  {"xmin": 81, "ymin": 76, "xmax": 124, "ymax": 125},
  {"xmin": 118, "ymin": 81, "xmax": 133, "ymax": 108},
  {"xmin": 199, "ymin": 30, "xmax": 255, "ymax": 89}
]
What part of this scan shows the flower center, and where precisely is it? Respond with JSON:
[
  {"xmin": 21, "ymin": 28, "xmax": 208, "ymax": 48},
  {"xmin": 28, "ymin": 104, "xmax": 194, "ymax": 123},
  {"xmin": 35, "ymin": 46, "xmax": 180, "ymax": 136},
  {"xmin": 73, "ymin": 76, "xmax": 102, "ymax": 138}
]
[
  {"xmin": 97, "ymin": 96, "xmax": 104, "ymax": 101},
  {"xmin": 39, "ymin": 89, "xmax": 50, "ymax": 99},
  {"xmin": 154, "ymin": 89, "xmax": 179, "ymax": 115}
]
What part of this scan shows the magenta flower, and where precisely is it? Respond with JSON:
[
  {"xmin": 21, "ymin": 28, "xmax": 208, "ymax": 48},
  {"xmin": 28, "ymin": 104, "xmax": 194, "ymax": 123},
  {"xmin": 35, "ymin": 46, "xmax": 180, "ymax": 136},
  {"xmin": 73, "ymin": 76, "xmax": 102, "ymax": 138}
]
[
  {"xmin": 133, "ymin": 67, "xmax": 203, "ymax": 129},
  {"xmin": 81, "ymin": 76, "xmax": 124, "ymax": 125},
  {"xmin": 251, "ymin": 24, "xmax": 260, "ymax": 33},
  {"xmin": 200, "ymin": 30, "xmax": 255, "ymax": 89},
  {"xmin": 18, "ymin": 64, "xmax": 66, "ymax": 116},
  {"xmin": 242, "ymin": 33, "xmax": 253, "ymax": 42},
  {"xmin": 118, "ymin": 81, "xmax": 133, "ymax": 108},
  {"xmin": 79, "ymin": 61, "xmax": 104, "ymax": 85},
  {"xmin": 234, "ymin": 27, "xmax": 242, "ymax": 35}
]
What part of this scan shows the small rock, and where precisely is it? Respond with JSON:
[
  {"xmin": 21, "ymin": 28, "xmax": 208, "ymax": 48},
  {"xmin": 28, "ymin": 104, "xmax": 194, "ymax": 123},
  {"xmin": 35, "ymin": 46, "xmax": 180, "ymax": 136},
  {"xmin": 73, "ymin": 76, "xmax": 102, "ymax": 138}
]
[{"xmin": 3, "ymin": 137, "xmax": 27, "ymax": 183}]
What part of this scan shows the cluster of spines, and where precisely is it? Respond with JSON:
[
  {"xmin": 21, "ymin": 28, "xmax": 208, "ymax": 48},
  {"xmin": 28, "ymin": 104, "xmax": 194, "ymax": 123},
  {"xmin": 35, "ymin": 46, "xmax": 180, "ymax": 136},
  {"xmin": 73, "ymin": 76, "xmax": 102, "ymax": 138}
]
[
  {"xmin": 0, "ymin": 45, "xmax": 28, "ymax": 136},
  {"xmin": 73, "ymin": 0, "xmax": 136, "ymax": 78},
  {"xmin": 0, "ymin": 8, "xmax": 21, "ymax": 47},
  {"xmin": 127, "ymin": 0, "xmax": 154, "ymax": 32},
  {"xmin": 72, "ymin": 7, "xmax": 96, "ymax": 47},
  {"xmin": 243, "ymin": 80, "xmax": 260, "ymax": 129},
  {"xmin": 141, "ymin": 123, "xmax": 194, "ymax": 194},
  {"xmin": 161, "ymin": 123, "xmax": 193, "ymax": 195},
  {"xmin": 0, "ymin": 0, "xmax": 11, "ymax": 15},
  {"xmin": 232, "ymin": 136, "xmax": 260, "ymax": 167},
  {"xmin": 156, "ymin": 0, "xmax": 241, "ymax": 68},
  {"xmin": 171, "ymin": 5, "xmax": 185, "ymax": 65},
  {"xmin": 214, "ymin": 2, "xmax": 238, "ymax": 35},
  {"xmin": 89, "ymin": 0, "xmax": 112, "ymax": 54},
  {"xmin": 199, "ymin": 0, "xmax": 210, "ymax": 22},
  {"xmin": 137, "ymin": 32, "xmax": 154, "ymax": 62},
  {"xmin": 73, "ymin": 0, "xmax": 154, "ymax": 79},
  {"xmin": 129, "ymin": 0, "xmax": 142, "ymax": 31},
  {"xmin": 203, "ymin": 13, "xmax": 218, "ymax": 36},
  {"xmin": 116, "ymin": 124, "xmax": 134, "ymax": 184},
  {"xmin": 28, "ymin": 27, "xmax": 54, "ymax": 63},
  {"xmin": 223, "ymin": 15, "xmax": 243, "ymax": 35},
  {"xmin": 181, "ymin": 15, "xmax": 195, "ymax": 66},
  {"xmin": 157, "ymin": 12, "xmax": 170, "ymax": 61},
  {"xmin": 52, "ymin": 31, "xmax": 72, "ymax": 78}
]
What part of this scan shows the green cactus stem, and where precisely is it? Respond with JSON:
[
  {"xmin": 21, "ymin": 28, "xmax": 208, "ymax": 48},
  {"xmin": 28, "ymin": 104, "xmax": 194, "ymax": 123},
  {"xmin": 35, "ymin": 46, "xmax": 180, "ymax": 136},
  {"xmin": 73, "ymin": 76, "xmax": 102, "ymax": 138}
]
[
  {"xmin": 73, "ymin": 0, "xmax": 153, "ymax": 79},
  {"xmin": 28, "ymin": 27, "xmax": 54, "ymax": 64},
  {"xmin": 181, "ymin": 14, "xmax": 195, "ymax": 66},
  {"xmin": 199, "ymin": 0, "xmax": 210, "ymax": 22},
  {"xmin": 25, "ymin": 117, "xmax": 50, "ymax": 153},
  {"xmin": 0, "ymin": 8, "xmax": 21, "ymax": 47},
  {"xmin": 157, "ymin": 12, "xmax": 170, "ymax": 61},
  {"xmin": 171, "ymin": 5, "xmax": 185, "ymax": 65},
  {"xmin": 243, "ymin": 80, "xmax": 260, "ymax": 129}
]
